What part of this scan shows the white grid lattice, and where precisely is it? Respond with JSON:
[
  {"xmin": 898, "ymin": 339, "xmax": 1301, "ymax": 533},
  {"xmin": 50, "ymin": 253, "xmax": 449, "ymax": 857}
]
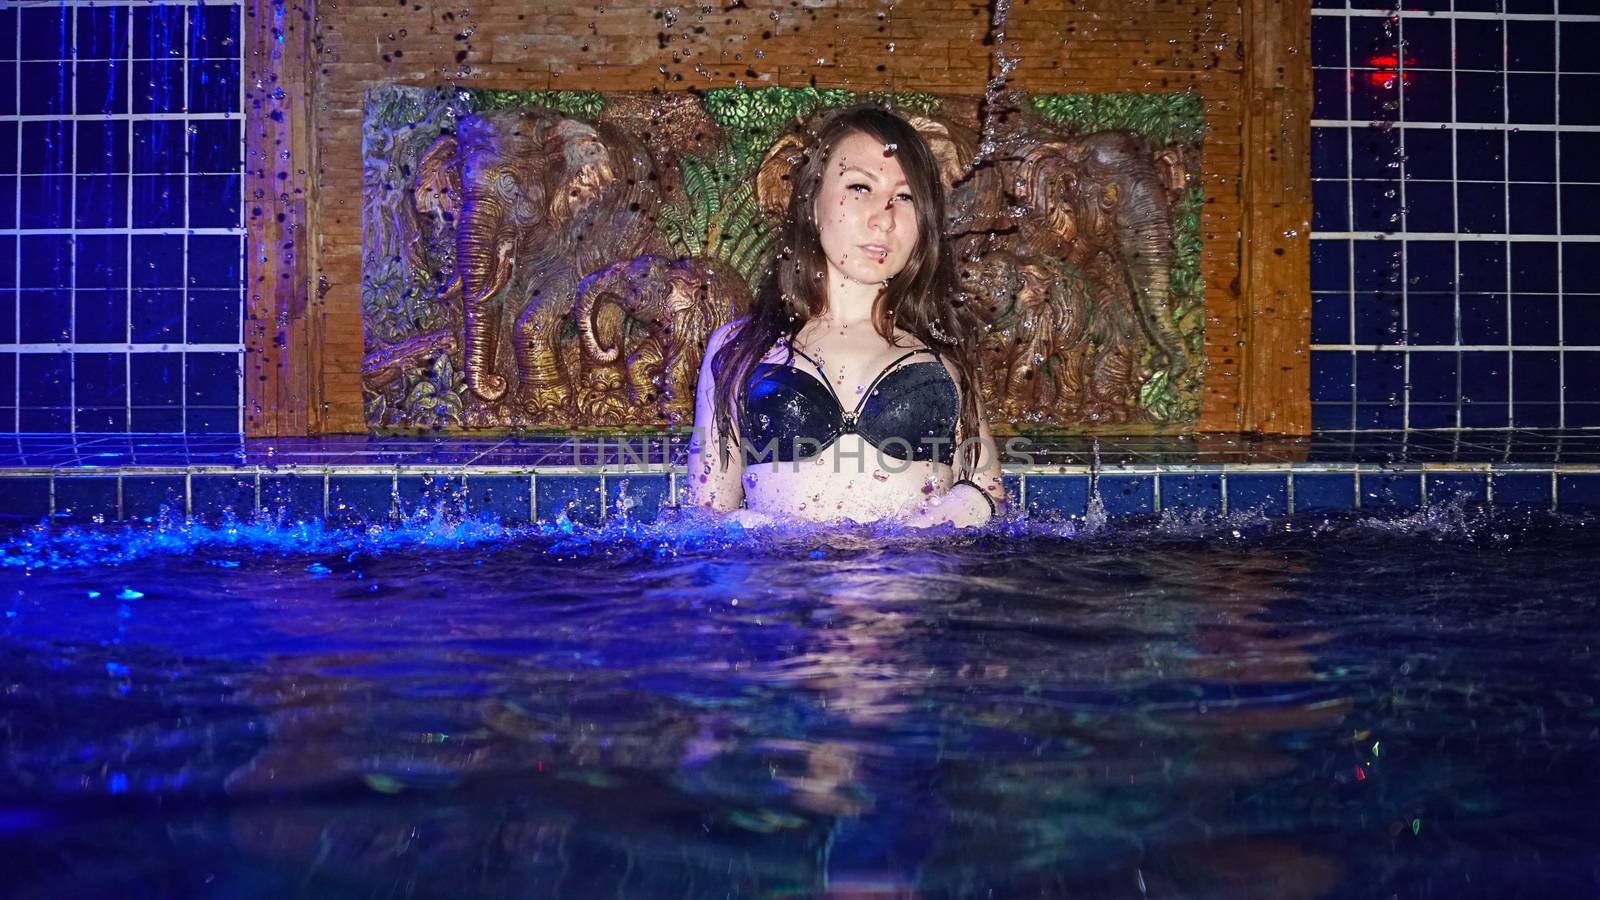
[
  {"xmin": 0, "ymin": 0, "xmax": 244, "ymax": 433},
  {"xmin": 1310, "ymin": 0, "xmax": 1599, "ymax": 431}
]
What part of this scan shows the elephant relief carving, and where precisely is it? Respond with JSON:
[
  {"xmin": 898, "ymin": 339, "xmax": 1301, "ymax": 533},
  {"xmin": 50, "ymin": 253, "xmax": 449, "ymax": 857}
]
[
  {"xmin": 957, "ymin": 248, "xmax": 1095, "ymax": 424},
  {"xmin": 398, "ymin": 96, "xmax": 748, "ymax": 428},
  {"xmin": 361, "ymin": 88, "xmax": 1200, "ymax": 432},
  {"xmin": 1007, "ymin": 129, "xmax": 1193, "ymax": 422},
  {"xmin": 417, "ymin": 109, "xmax": 660, "ymax": 418},
  {"xmin": 573, "ymin": 255, "xmax": 752, "ymax": 426}
]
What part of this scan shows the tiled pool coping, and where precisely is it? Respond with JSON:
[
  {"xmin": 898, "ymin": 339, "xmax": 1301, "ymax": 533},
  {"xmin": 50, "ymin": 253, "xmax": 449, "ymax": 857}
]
[{"xmin": 2, "ymin": 431, "xmax": 1599, "ymax": 525}]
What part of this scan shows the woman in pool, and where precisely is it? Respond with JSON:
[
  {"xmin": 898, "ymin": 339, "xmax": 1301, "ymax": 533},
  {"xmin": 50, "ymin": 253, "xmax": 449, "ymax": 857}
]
[{"xmin": 686, "ymin": 107, "xmax": 1006, "ymax": 527}]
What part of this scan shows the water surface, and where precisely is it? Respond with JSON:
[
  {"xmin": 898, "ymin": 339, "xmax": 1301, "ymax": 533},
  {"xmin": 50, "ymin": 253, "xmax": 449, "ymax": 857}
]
[{"xmin": 3, "ymin": 507, "xmax": 1598, "ymax": 898}]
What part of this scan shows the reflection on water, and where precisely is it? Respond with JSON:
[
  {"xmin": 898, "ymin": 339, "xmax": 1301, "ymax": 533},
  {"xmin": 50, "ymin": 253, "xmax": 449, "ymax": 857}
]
[{"xmin": 2, "ymin": 507, "xmax": 1599, "ymax": 897}]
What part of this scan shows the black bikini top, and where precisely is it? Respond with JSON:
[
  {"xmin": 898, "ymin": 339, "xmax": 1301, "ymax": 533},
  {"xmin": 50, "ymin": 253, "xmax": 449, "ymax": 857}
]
[{"xmin": 739, "ymin": 342, "xmax": 960, "ymax": 466}]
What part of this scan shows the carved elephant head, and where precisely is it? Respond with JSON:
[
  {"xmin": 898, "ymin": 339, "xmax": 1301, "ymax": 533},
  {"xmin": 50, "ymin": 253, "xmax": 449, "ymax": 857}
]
[
  {"xmin": 416, "ymin": 108, "xmax": 659, "ymax": 405},
  {"xmin": 1012, "ymin": 131, "xmax": 1191, "ymax": 379},
  {"xmin": 960, "ymin": 247, "xmax": 1094, "ymax": 419},
  {"xmin": 572, "ymin": 255, "xmax": 750, "ymax": 423}
]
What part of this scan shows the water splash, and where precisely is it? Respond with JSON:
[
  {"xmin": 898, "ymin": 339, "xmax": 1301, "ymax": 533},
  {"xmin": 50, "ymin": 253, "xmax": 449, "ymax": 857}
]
[
  {"xmin": 1083, "ymin": 436, "xmax": 1108, "ymax": 533},
  {"xmin": 0, "ymin": 503, "xmax": 1033, "ymax": 573},
  {"xmin": 1, "ymin": 492, "xmax": 1577, "ymax": 574},
  {"xmin": 962, "ymin": 0, "xmax": 1018, "ymax": 181}
]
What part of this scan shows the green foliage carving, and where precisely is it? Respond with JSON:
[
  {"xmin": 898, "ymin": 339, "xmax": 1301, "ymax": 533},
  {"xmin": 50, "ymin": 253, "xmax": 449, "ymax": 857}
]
[
  {"xmin": 367, "ymin": 353, "xmax": 468, "ymax": 431},
  {"xmin": 703, "ymin": 87, "xmax": 941, "ymax": 168},
  {"xmin": 406, "ymin": 353, "xmax": 468, "ymax": 428},
  {"xmin": 469, "ymin": 89, "xmax": 605, "ymax": 119},
  {"xmin": 1168, "ymin": 184, "xmax": 1206, "ymax": 331},
  {"xmin": 1028, "ymin": 92, "xmax": 1206, "ymax": 147},
  {"xmin": 657, "ymin": 153, "xmax": 774, "ymax": 289}
]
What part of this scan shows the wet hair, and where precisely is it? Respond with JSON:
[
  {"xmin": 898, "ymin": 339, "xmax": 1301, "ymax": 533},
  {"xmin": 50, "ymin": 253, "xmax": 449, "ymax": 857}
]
[{"xmin": 709, "ymin": 106, "xmax": 988, "ymax": 477}]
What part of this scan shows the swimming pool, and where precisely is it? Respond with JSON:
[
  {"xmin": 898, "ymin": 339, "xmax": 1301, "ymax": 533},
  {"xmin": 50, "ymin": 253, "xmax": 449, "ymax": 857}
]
[{"xmin": 3, "ymin": 500, "xmax": 1597, "ymax": 898}]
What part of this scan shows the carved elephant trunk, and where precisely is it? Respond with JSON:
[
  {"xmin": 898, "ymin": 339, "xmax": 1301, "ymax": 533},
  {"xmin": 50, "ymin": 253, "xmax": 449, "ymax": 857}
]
[
  {"xmin": 453, "ymin": 115, "xmax": 541, "ymax": 403},
  {"xmin": 1120, "ymin": 200, "xmax": 1188, "ymax": 378},
  {"xmin": 575, "ymin": 283, "xmax": 624, "ymax": 365},
  {"xmin": 574, "ymin": 258, "xmax": 670, "ymax": 364},
  {"xmin": 458, "ymin": 224, "xmax": 514, "ymax": 401}
]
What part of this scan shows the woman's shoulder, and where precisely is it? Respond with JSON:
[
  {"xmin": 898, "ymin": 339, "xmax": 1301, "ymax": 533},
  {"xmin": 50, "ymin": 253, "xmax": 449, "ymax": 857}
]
[
  {"xmin": 706, "ymin": 316, "xmax": 753, "ymax": 355},
  {"xmin": 886, "ymin": 327, "xmax": 954, "ymax": 363},
  {"xmin": 711, "ymin": 316, "xmax": 797, "ymax": 367}
]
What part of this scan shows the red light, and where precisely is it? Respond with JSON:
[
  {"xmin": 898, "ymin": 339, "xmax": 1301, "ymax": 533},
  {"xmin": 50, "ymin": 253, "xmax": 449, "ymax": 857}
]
[{"xmin": 1363, "ymin": 53, "xmax": 1415, "ymax": 90}]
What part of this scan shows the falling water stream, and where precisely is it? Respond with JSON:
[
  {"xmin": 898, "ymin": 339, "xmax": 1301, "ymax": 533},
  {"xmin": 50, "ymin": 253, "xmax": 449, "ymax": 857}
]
[{"xmin": 971, "ymin": 0, "xmax": 1018, "ymax": 176}]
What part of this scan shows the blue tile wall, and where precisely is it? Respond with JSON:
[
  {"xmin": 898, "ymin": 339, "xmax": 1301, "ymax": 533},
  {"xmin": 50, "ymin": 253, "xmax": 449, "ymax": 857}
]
[
  {"xmin": 121, "ymin": 474, "xmax": 186, "ymax": 522},
  {"xmin": 1294, "ymin": 472, "xmax": 1357, "ymax": 513},
  {"xmin": 1361, "ymin": 471, "xmax": 1423, "ymax": 510},
  {"xmin": 7, "ymin": 466, "xmax": 1600, "ymax": 531},
  {"xmin": 465, "ymin": 474, "xmax": 531, "ymax": 524},
  {"xmin": 1226, "ymin": 473, "xmax": 1290, "ymax": 516},
  {"xmin": 396, "ymin": 474, "xmax": 466, "ymax": 522},
  {"xmin": 260, "ymin": 473, "xmax": 326, "ymax": 524},
  {"xmin": 53, "ymin": 474, "xmax": 119, "ymax": 523},
  {"xmin": 1491, "ymin": 471, "xmax": 1553, "ymax": 508},
  {"xmin": 1555, "ymin": 473, "xmax": 1600, "ymax": 510},
  {"xmin": 1, "ymin": 1, "xmax": 243, "ymax": 434},
  {"xmin": 1025, "ymin": 474, "xmax": 1090, "ymax": 521},
  {"xmin": 0, "ymin": 474, "xmax": 50, "ymax": 522},
  {"xmin": 1097, "ymin": 474, "xmax": 1155, "ymax": 519},
  {"xmin": 607, "ymin": 473, "xmax": 669, "ymax": 524},
  {"xmin": 1002, "ymin": 473, "xmax": 1022, "ymax": 513},
  {"xmin": 327, "ymin": 475, "xmax": 395, "ymax": 527},
  {"xmin": 1425, "ymin": 472, "xmax": 1488, "ymax": 506},
  {"xmin": 188, "ymin": 473, "xmax": 253, "ymax": 523},
  {"xmin": 1159, "ymin": 473, "xmax": 1223, "ymax": 515},
  {"xmin": 536, "ymin": 474, "xmax": 604, "ymax": 526},
  {"xmin": 1312, "ymin": 6, "xmax": 1599, "ymax": 430}
]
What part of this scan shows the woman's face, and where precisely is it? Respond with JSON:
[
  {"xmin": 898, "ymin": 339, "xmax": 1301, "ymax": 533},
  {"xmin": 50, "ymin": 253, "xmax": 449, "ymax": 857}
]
[{"xmin": 812, "ymin": 130, "xmax": 921, "ymax": 288}]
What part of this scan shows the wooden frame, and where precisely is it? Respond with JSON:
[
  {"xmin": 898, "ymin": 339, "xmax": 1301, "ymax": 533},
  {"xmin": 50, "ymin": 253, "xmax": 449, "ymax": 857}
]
[
  {"xmin": 243, "ymin": 0, "xmax": 319, "ymax": 436},
  {"xmin": 1239, "ymin": 0, "xmax": 1313, "ymax": 433},
  {"xmin": 245, "ymin": 0, "xmax": 1313, "ymax": 436}
]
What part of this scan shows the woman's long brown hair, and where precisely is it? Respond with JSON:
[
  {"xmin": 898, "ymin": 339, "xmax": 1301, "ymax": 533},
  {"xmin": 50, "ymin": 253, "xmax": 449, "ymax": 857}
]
[{"xmin": 710, "ymin": 106, "xmax": 989, "ymax": 477}]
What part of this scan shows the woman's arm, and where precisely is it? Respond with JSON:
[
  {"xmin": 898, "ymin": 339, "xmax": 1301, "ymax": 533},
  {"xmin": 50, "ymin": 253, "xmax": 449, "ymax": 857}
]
[
  {"xmin": 907, "ymin": 392, "xmax": 1007, "ymax": 528},
  {"xmin": 684, "ymin": 319, "xmax": 748, "ymax": 514}
]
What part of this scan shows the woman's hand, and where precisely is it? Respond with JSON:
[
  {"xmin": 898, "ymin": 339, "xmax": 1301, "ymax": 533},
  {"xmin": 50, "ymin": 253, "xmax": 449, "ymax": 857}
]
[
  {"xmin": 904, "ymin": 481, "xmax": 994, "ymax": 529},
  {"xmin": 903, "ymin": 503, "xmax": 961, "ymax": 529}
]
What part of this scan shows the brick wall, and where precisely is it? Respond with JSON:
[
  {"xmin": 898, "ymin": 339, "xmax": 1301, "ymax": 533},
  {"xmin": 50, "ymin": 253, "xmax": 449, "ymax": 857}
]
[{"xmin": 298, "ymin": 0, "xmax": 1255, "ymax": 432}]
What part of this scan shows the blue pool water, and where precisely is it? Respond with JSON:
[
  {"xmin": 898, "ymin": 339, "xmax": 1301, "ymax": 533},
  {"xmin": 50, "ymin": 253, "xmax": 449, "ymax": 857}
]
[{"xmin": 2, "ymin": 506, "xmax": 1598, "ymax": 898}]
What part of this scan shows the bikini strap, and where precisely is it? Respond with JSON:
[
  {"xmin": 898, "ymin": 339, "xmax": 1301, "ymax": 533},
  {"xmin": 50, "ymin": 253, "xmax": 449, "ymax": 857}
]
[
  {"xmin": 784, "ymin": 344, "xmax": 844, "ymax": 406},
  {"xmin": 846, "ymin": 347, "xmax": 939, "ymax": 420},
  {"xmin": 784, "ymin": 342, "xmax": 938, "ymax": 417},
  {"xmin": 786, "ymin": 343, "xmax": 829, "ymax": 379}
]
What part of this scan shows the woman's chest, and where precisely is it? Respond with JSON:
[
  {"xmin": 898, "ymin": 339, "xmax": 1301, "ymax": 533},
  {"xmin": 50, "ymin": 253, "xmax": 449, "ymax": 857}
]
[{"xmin": 766, "ymin": 332, "xmax": 932, "ymax": 393}]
